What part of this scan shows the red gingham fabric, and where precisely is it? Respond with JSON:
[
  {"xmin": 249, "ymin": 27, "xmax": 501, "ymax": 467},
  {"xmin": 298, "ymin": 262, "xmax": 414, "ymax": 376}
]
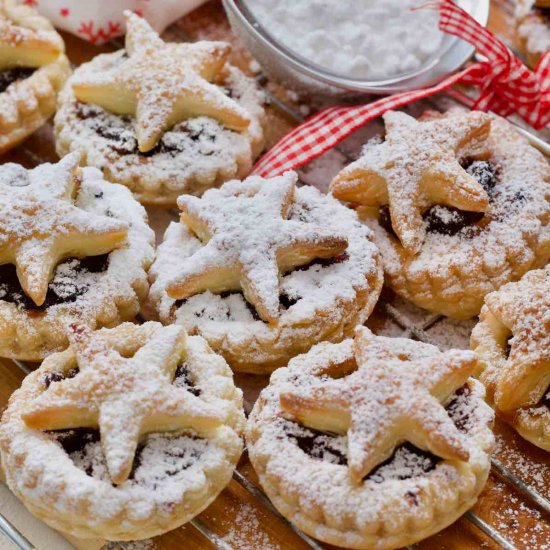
[{"xmin": 252, "ymin": 0, "xmax": 550, "ymax": 179}]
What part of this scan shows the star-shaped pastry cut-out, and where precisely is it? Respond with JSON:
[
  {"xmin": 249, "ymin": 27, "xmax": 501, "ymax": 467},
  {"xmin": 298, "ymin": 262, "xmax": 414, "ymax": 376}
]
[
  {"xmin": 0, "ymin": 152, "xmax": 128, "ymax": 306},
  {"xmin": 0, "ymin": 16, "xmax": 62, "ymax": 70},
  {"xmin": 22, "ymin": 322, "xmax": 224, "ymax": 485},
  {"xmin": 166, "ymin": 172, "xmax": 349, "ymax": 324},
  {"xmin": 330, "ymin": 110, "xmax": 492, "ymax": 254},
  {"xmin": 484, "ymin": 269, "xmax": 550, "ymax": 411},
  {"xmin": 280, "ymin": 326, "xmax": 477, "ymax": 483},
  {"xmin": 71, "ymin": 11, "xmax": 251, "ymax": 153}
]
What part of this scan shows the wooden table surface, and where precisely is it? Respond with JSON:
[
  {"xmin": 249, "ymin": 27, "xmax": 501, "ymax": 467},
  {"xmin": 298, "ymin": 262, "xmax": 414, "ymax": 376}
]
[{"xmin": 0, "ymin": 1, "xmax": 549, "ymax": 549}]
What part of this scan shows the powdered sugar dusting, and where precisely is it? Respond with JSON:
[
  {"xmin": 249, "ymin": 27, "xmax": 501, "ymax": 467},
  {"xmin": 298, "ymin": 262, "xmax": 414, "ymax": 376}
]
[
  {"xmin": 221, "ymin": 503, "xmax": 279, "ymax": 550},
  {"xmin": 147, "ymin": 172, "xmax": 381, "ymax": 370},
  {"xmin": 246, "ymin": 333, "xmax": 494, "ymax": 544},
  {"xmin": 362, "ymin": 111, "xmax": 550, "ymax": 319},
  {"xmin": 331, "ymin": 109, "xmax": 491, "ymax": 254},
  {"xmin": 55, "ymin": 50, "xmax": 266, "ymax": 204},
  {"xmin": 168, "ymin": 171, "xmax": 348, "ymax": 323},
  {"xmin": 0, "ymin": 160, "xmax": 154, "ymax": 360},
  {"xmin": 477, "ymin": 268, "xmax": 550, "ymax": 407},
  {"xmin": 0, "ymin": 332, "xmax": 244, "ymax": 539},
  {"xmin": 279, "ymin": 329, "xmax": 480, "ymax": 480},
  {"xmin": 71, "ymin": 12, "xmax": 251, "ymax": 153}
]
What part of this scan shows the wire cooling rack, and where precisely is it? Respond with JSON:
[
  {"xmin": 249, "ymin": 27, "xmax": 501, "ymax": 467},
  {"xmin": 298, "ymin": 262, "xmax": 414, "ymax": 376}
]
[{"xmin": 1, "ymin": 20, "xmax": 550, "ymax": 550}]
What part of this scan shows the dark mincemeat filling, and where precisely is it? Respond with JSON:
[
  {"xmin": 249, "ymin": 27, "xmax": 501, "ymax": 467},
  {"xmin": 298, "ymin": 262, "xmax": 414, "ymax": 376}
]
[
  {"xmin": 379, "ymin": 159, "xmax": 503, "ymax": 239},
  {"xmin": 286, "ymin": 384, "xmax": 472, "ymax": 485},
  {"xmin": 74, "ymin": 81, "xmax": 238, "ymax": 158},
  {"xmin": 173, "ymin": 252, "xmax": 351, "ymax": 321},
  {"xmin": 0, "ymin": 67, "xmax": 35, "ymax": 94},
  {"xmin": 44, "ymin": 360, "xmax": 203, "ymax": 480},
  {"xmin": 535, "ymin": 7, "xmax": 550, "ymax": 22},
  {"xmin": 0, "ymin": 254, "xmax": 109, "ymax": 312},
  {"xmin": 504, "ymin": 335, "xmax": 513, "ymax": 359}
]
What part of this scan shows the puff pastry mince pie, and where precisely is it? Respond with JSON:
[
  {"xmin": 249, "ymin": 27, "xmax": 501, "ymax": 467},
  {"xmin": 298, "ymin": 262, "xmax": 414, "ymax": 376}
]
[
  {"xmin": 331, "ymin": 109, "xmax": 550, "ymax": 319},
  {"xmin": 0, "ymin": 152, "xmax": 154, "ymax": 361},
  {"xmin": 0, "ymin": 0, "xmax": 70, "ymax": 153},
  {"xmin": 516, "ymin": 0, "xmax": 550, "ymax": 68},
  {"xmin": 146, "ymin": 171, "xmax": 383, "ymax": 374},
  {"xmin": 471, "ymin": 268, "xmax": 550, "ymax": 450},
  {"xmin": 246, "ymin": 327, "xmax": 494, "ymax": 550},
  {"xmin": 55, "ymin": 11, "xmax": 266, "ymax": 206},
  {"xmin": 0, "ymin": 322, "xmax": 245, "ymax": 540}
]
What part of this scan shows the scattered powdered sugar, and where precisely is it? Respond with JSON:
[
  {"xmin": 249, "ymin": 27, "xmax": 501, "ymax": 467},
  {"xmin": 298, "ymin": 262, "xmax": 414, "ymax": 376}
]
[
  {"xmin": 103, "ymin": 540, "xmax": 156, "ymax": 550},
  {"xmin": 245, "ymin": 0, "xmax": 470, "ymax": 79},
  {"xmin": 424, "ymin": 317, "xmax": 476, "ymax": 350},
  {"xmin": 493, "ymin": 433, "xmax": 549, "ymax": 493},
  {"xmin": 221, "ymin": 503, "xmax": 279, "ymax": 550},
  {"xmin": 485, "ymin": 478, "xmax": 550, "ymax": 549}
]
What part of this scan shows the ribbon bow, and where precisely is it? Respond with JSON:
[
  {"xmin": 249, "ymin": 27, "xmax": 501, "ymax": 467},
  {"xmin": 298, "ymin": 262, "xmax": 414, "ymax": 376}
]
[
  {"xmin": 426, "ymin": 0, "xmax": 550, "ymax": 127},
  {"xmin": 252, "ymin": 0, "xmax": 550, "ymax": 179}
]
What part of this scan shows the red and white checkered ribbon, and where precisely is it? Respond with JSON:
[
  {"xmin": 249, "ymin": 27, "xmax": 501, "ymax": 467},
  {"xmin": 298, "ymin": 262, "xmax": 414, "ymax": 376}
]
[{"xmin": 252, "ymin": 0, "xmax": 550, "ymax": 179}]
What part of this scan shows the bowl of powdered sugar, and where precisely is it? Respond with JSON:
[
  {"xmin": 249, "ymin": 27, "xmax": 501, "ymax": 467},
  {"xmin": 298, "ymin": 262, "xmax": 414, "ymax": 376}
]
[{"xmin": 223, "ymin": 0, "xmax": 489, "ymax": 96}]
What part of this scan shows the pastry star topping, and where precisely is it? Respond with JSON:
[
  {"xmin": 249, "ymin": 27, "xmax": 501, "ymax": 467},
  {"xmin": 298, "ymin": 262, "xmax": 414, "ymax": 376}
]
[
  {"xmin": 0, "ymin": 152, "xmax": 128, "ymax": 306},
  {"xmin": 22, "ymin": 322, "xmax": 224, "ymax": 485},
  {"xmin": 485, "ymin": 270, "xmax": 550, "ymax": 411},
  {"xmin": 280, "ymin": 327, "xmax": 476, "ymax": 482},
  {"xmin": 330, "ymin": 110, "xmax": 492, "ymax": 254},
  {"xmin": 71, "ymin": 11, "xmax": 251, "ymax": 153},
  {"xmin": 166, "ymin": 172, "xmax": 349, "ymax": 323},
  {"xmin": 0, "ymin": 17, "xmax": 62, "ymax": 70}
]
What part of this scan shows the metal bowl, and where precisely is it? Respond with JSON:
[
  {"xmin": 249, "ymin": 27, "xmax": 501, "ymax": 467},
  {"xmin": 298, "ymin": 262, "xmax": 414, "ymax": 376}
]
[{"xmin": 223, "ymin": 0, "xmax": 490, "ymax": 97}]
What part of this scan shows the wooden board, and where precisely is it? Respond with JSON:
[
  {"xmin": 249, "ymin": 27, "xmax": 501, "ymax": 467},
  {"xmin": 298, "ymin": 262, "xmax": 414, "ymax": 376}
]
[{"xmin": 1, "ymin": 1, "xmax": 549, "ymax": 549}]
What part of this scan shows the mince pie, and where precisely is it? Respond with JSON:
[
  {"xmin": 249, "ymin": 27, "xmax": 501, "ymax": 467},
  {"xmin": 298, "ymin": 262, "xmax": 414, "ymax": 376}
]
[
  {"xmin": 0, "ymin": 322, "xmax": 245, "ymax": 540},
  {"xmin": 0, "ymin": 152, "xmax": 154, "ymax": 360},
  {"xmin": 471, "ymin": 268, "xmax": 550, "ymax": 451},
  {"xmin": 55, "ymin": 11, "xmax": 266, "ymax": 206},
  {"xmin": 331, "ymin": 109, "xmax": 550, "ymax": 319},
  {"xmin": 516, "ymin": 0, "xmax": 550, "ymax": 68},
  {"xmin": 146, "ymin": 171, "xmax": 383, "ymax": 374},
  {"xmin": 247, "ymin": 327, "xmax": 494, "ymax": 549},
  {"xmin": 0, "ymin": 0, "xmax": 70, "ymax": 153}
]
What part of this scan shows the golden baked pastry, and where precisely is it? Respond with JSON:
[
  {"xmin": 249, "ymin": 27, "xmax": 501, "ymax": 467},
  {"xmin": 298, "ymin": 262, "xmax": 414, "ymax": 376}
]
[
  {"xmin": 146, "ymin": 171, "xmax": 383, "ymax": 374},
  {"xmin": 471, "ymin": 268, "xmax": 550, "ymax": 450},
  {"xmin": 0, "ymin": 152, "xmax": 154, "ymax": 361},
  {"xmin": 55, "ymin": 11, "xmax": 266, "ymax": 206},
  {"xmin": 516, "ymin": 0, "xmax": 550, "ymax": 68},
  {"xmin": 0, "ymin": 322, "xmax": 245, "ymax": 540},
  {"xmin": 247, "ymin": 327, "xmax": 494, "ymax": 549},
  {"xmin": 331, "ymin": 109, "xmax": 550, "ymax": 319},
  {"xmin": 0, "ymin": 0, "xmax": 70, "ymax": 153}
]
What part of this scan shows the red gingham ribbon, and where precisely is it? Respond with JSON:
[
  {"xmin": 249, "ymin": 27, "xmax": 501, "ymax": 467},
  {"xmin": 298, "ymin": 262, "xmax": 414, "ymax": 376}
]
[{"xmin": 252, "ymin": 0, "xmax": 550, "ymax": 179}]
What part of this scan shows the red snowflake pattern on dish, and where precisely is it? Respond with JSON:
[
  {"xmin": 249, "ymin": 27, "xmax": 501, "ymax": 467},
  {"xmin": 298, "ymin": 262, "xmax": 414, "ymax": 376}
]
[{"xmin": 76, "ymin": 20, "xmax": 121, "ymax": 44}]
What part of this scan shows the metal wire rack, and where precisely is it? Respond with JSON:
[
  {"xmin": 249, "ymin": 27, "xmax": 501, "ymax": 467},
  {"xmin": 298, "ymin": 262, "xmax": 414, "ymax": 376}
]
[{"xmin": 1, "ymin": 19, "xmax": 550, "ymax": 550}]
